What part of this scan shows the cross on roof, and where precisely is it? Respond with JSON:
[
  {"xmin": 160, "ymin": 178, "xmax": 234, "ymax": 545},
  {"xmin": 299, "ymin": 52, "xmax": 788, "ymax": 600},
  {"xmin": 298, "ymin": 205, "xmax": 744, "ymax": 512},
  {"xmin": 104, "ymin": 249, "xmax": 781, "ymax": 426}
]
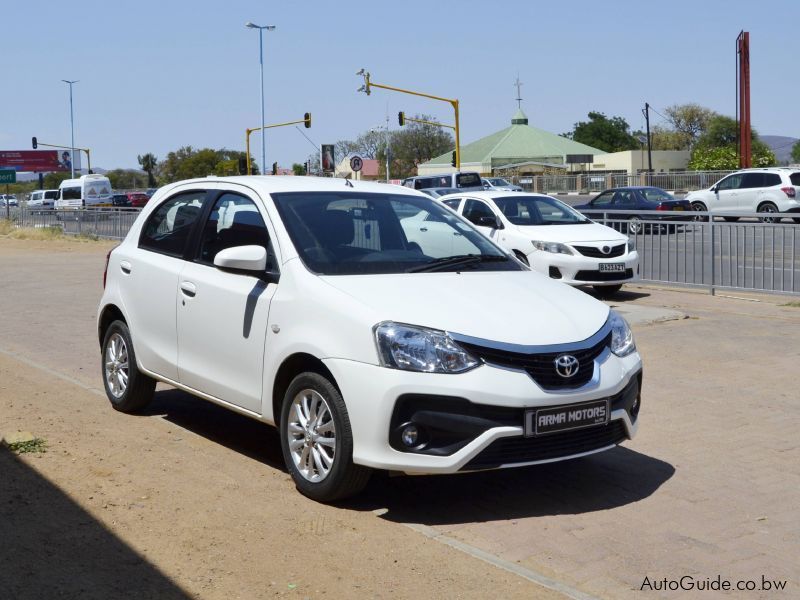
[{"xmin": 514, "ymin": 75, "xmax": 523, "ymax": 109}]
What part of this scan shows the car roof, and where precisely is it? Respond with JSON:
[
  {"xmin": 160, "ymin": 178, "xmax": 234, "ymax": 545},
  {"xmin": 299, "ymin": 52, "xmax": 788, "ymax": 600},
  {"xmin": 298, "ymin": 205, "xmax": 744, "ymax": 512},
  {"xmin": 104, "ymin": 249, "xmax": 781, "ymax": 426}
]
[{"xmin": 160, "ymin": 175, "xmax": 428, "ymax": 198}]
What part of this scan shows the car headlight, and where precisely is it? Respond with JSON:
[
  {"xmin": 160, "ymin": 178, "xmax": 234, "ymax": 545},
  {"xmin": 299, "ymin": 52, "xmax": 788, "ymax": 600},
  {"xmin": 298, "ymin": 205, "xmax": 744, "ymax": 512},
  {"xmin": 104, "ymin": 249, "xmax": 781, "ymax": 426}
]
[
  {"xmin": 609, "ymin": 310, "xmax": 636, "ymax": 357},
  {"xmin": 627, "ymin": 239, "xmax": 635, "ymax": 253},
  {"xmin": 531, "ymin": 240, "xmax": 574, "ymax": 255},
  {"xmin": 374, "ymin": 322, "xmax": 479, "ymax": 373}
]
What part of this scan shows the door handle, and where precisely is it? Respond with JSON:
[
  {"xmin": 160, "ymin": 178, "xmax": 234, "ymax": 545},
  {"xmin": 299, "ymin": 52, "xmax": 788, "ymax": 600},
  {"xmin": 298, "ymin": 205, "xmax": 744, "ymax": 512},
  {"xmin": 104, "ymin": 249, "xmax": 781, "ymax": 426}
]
[
  {"xmin": 179, "ymin": 282, "xmax": 197, "ymax": 298},
  {"xmin": 419, "ymin": 227, "xmax": 428, "ymax": 232},
  {"xmin": 120, "ymin": 260, "xmax": 132, "ymax": 274}
]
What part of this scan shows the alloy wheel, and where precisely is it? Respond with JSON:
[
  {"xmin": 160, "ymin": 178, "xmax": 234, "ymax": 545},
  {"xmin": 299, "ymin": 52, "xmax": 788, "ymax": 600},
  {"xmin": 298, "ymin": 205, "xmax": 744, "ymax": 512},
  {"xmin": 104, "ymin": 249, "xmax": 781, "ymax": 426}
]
[
  {"xmin": 287, "ymin": 389, "xmax": 337, "ymax": 483},
  {"xmin": 104, "ymin": 332, "xmax": 129, "ymax": 398}
]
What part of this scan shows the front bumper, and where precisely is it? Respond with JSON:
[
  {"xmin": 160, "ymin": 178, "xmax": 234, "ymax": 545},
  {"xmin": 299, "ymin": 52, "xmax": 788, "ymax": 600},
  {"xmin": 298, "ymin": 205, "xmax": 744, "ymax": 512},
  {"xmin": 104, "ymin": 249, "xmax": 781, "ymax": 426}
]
[
  {"xmin": 323, "ymin": 350, "xmax": 642, "ymax": 474},
  {"xmin": 528, "ymin": 249, "xmax": 640, "ymax": 286}
]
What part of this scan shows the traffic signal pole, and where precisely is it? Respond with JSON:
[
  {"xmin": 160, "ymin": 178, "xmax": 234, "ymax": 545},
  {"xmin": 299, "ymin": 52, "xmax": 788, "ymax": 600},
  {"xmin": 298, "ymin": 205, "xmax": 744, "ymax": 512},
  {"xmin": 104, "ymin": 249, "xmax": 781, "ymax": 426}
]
[
  {"xmin": 357, "ymin": 70, "xmax": 461, "ymax": 170},
  {"xmin": 34, "ymin": 141, "xmax": 92, "ymax": 173},
  {"xmin": 245, "ymin": 113, "xmax": 311, "ymax": 175}
]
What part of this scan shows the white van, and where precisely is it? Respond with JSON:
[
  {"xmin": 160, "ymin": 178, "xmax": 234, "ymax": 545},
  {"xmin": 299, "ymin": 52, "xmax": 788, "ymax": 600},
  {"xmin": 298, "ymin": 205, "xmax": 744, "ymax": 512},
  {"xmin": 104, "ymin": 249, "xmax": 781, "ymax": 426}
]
[
  {"xmin": 56, "ymin": 175, "xmax": 113, "ymax": 209},
  {"xmin": 28, "ymin": 189, "xmax": 59, "ymax": 210}
]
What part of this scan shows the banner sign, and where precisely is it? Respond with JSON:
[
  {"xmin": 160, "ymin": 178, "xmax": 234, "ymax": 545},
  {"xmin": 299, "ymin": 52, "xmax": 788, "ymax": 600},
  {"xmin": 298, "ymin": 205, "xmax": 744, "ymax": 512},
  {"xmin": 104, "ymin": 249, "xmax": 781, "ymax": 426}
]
[
  {"xmin": 0, "ymin": 150, "xmax": 80, "ymax": 172},
  {"xmin": 321, "ymin": 144, "xmax": 335, "ymax": 173}
]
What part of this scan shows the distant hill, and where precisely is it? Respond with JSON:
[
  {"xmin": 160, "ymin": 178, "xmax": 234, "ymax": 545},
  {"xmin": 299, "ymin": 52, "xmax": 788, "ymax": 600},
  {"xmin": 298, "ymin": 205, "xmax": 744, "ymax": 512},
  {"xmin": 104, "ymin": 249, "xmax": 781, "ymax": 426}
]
[{"xmin": 762, "ymin": 135, "xmax": 798, "ymax": 164}]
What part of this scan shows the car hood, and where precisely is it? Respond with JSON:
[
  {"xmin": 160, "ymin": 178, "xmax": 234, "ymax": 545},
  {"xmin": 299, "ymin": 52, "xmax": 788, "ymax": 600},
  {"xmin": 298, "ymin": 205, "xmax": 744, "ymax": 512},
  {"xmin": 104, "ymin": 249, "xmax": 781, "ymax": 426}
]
[
  {"xmin": 514, "ymin": 223, "xmax": 627, "ymax": 244},
  {"xmin": 318, "ymin": 270, "xmax": 609, "ymax": 346}
]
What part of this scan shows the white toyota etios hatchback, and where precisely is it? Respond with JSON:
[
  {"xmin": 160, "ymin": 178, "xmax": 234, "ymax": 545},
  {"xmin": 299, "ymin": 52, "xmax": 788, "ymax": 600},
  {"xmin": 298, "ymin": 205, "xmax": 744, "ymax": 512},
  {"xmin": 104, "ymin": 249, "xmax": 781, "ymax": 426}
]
[
  {"xmin": 434, "ymin": 191, "xmax": 639, "ymax": 297},
  {"xmin": 98, "ymin": 176, "xmax": 643, "ymax": 502}
]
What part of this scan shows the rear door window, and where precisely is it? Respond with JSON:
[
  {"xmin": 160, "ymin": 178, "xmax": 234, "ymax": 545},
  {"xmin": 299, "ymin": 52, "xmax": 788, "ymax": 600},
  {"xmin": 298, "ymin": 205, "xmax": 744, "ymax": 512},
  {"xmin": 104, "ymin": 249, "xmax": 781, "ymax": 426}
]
[
  {"xmin": 761, "ymin": 173, "xmax": 781, "ymax": 187},
  {"xmin": 790, "ymin": 173, "xmax": 800, "ymax": 186},
  {"xmin": 61, "ymin": 186, "xmax": 81, "ymax": 200},
  {"xmin": 139, "ymin": 191, "xmax": 206, "ymax": 257},
  {"xmin": 741, "ymin": 173, "xmax": 764, "ymax": 188}
]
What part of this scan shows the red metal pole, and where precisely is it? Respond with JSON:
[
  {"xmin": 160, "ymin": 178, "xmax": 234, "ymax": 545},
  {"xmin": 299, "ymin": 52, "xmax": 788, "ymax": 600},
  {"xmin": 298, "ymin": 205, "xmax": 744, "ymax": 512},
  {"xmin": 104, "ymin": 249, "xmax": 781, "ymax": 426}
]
[{"xmin": 737, "ymin": 32, "xmax": 751, "ymax": 168}]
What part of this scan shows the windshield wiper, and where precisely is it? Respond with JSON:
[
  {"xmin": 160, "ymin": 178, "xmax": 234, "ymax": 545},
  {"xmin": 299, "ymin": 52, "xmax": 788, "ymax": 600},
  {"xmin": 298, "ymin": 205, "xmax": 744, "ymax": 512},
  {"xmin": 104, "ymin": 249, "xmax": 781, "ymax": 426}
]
[{"xmin": 406, "ymin": 254, "xmax": 508, "ymax": 273}]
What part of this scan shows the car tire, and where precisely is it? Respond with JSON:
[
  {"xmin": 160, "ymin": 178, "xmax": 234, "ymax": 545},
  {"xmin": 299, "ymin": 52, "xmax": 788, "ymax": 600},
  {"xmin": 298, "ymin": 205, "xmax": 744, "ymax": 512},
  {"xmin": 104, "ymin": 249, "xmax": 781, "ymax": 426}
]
[
  {"xmin": 691, "ymin": 202, "xmax": 708, "ymax": 222},
  {"xmin": 757, "ymin": 202, "xmax": 780, "ymax": 224},
  {"xmin": 101, "ymin": 320, "xmax": 156, "ymax": 413},
  {"xmin": 593, "ymin": 284, "xmax": 623, "ymax": 298},
  {"xmin": 280, "ymin": 372, "xmax": 371, "ymax": 503},
  {"xmin": 627, "ymin": 217, "xmax": 642, "ymax": 235}
]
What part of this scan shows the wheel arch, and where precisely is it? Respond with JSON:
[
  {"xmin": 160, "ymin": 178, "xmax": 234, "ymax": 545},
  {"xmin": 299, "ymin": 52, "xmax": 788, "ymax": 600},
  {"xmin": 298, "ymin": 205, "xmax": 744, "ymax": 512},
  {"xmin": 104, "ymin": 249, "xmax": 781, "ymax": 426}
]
[
  {"xmin": 98, "ymin": 304, "xmax": 127, "ymax": 346},
  {"xmin": 271, "ymin": 353, "xmax": 339, "ymax": 426}
]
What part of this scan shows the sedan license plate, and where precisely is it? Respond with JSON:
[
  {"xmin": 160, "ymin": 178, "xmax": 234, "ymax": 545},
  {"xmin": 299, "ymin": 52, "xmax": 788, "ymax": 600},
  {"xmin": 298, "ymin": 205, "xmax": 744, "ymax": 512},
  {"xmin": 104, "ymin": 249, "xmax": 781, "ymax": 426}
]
[
  {"xmin": 674, "ymin": 206, "xmax": 684, "ymax": 211},
  {"xmin": 525, "ymin": 399, "xmax": 609, "ymax": 436},
  {"xmin": 599, "ymin": 262, "xmax": 625, "ymax": 273}
]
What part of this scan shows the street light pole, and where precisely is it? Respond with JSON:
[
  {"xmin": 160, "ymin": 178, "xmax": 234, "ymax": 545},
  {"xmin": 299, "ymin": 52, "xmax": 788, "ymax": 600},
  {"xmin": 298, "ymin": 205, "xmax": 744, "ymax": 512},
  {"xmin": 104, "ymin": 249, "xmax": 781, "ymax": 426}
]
[
  {"xmin": 62, "ymin": 79, "xmax": 78, "ymax": 178},
  {"xmin": 246, "ymin": 22, "xmax": 276, "ymax": 176}
]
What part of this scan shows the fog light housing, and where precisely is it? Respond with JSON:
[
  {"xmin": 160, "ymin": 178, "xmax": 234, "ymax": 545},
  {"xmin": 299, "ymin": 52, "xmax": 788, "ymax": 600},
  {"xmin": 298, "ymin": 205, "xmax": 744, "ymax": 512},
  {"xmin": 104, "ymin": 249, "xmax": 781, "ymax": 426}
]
[{"xmin": 401, "ymin": 424, "xmax": 419, "ymax": 447}]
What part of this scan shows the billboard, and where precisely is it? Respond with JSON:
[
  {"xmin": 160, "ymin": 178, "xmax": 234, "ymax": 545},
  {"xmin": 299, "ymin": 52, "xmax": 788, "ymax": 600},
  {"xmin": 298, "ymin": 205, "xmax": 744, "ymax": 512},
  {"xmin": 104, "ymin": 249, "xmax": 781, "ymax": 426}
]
[
  {"xmin": 0, "ymin": 150, "xmax": 81, "ymax": 172},
  {"xmin": 321, "ymin": 144, "xmax": 335, "ymax": 173}
]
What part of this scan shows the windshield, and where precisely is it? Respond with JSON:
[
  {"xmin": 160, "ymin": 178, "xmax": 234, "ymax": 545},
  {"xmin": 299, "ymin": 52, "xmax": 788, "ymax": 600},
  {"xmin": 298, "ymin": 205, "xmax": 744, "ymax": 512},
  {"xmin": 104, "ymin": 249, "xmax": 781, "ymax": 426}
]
[
  {"xmin": 488, "ymin": 178, "xmax": 509, "ymax": 186},
  {"xmin": 456, "ymin": 173, "xmax": 482, "ymax": 188},
  {"xmin": 491, "ymin": 195, "xmax": 590, "ymax": 226},
  {"xmin": 271, "ymin": 192, "xmax": 520, "ymax": 275},
  {"xmin": 640, "ymin": 188, "xmax": 674, "ymax": 202}
]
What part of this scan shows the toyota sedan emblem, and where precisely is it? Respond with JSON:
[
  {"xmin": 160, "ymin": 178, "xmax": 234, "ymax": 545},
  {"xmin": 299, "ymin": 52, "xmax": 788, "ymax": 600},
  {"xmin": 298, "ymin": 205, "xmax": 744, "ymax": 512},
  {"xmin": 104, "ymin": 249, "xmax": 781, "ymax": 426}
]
[
  {"xmin": 601, "ymin": 245, "xmax": 611, "ymax": 254},
  {"xmin": 554, "ymin": 354, "xmax": 579, "ymax": 378}
]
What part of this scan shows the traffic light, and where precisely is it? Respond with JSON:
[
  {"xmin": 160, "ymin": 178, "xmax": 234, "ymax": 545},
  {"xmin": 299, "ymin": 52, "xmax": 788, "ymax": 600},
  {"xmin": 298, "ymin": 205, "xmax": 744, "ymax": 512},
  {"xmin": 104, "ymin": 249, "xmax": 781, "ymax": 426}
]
[
  {"xmin": 272, "ymin": 162, "xmax": 278, "ymax": 175},
  {"xmin": 238, "ymin": 157, "xmax": 247, "ymax": 175},
  {"xmin": 32, "ymin": 137, "xmax": 38, "ymax": 149},
  {"xmin": 451, "ymin": 151, "xmax": 457, "ymax": 167},
  {"xmin": 304, "ymin": 112, "xmax": 312, "ymax": 128},
  {"xmin": 398, "ymin": 112, "xmax": 405, "ymax": 127}
]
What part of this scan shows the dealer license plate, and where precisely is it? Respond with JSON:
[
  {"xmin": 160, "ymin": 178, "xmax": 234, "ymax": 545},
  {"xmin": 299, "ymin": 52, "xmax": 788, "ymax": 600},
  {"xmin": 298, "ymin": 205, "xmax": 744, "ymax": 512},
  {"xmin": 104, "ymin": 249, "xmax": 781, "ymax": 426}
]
[
  {"xmin": 525, "ymin": 399, "xmax": 610, "ymax": 436},
  {"xmin": 599, "ymin": 263, "xmax": 625, "ymax": 273}
]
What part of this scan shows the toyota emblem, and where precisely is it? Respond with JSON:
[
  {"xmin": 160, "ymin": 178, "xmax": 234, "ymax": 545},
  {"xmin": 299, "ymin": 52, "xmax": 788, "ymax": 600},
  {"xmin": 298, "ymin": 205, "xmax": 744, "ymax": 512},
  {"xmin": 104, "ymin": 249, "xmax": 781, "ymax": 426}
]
[
  {"xmin": 601, "ymin": 245, "xmax": 611, "ymax": 254},
  {"xmin": 554, "ymin": 354, "xmax": 579, "ymax": 378}
]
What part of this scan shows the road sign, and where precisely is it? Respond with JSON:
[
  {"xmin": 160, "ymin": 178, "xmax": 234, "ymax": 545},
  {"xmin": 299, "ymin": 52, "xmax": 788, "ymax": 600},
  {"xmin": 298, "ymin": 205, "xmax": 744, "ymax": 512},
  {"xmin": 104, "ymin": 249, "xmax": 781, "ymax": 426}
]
[
  {"xmin": 350, "ymin": 155, "xmax": 363, "ymax": 172},
  {"xmin": 0, "ymin": 169, "xmax": 16, "ymax": 184}
]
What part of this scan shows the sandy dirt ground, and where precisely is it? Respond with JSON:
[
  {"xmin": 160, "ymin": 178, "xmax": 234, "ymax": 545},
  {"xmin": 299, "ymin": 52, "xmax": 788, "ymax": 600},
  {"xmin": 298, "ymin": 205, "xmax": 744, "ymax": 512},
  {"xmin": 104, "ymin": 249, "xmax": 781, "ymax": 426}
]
[{"xmin": 2, "ymin": 237, "xmax": 799, "ymax": 599}]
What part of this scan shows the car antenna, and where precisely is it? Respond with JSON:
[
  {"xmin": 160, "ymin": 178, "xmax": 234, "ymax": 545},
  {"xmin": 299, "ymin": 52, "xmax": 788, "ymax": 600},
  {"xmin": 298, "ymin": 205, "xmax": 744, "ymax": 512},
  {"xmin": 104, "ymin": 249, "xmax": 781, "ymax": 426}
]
[{"xmin": 344, "ymin": 178, "xmax": 354, "ymax": 188}]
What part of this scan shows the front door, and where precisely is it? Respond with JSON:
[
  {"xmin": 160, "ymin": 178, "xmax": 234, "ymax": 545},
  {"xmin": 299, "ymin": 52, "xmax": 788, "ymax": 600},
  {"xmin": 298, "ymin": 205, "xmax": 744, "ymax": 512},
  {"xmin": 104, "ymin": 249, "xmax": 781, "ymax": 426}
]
[
  {"xmin": 176, "ymin": 191, "xmax": 278, "ymax": 414},
  {"xmin": 714, "ymin": 173, "xmax": 744, "ymax": 213}
]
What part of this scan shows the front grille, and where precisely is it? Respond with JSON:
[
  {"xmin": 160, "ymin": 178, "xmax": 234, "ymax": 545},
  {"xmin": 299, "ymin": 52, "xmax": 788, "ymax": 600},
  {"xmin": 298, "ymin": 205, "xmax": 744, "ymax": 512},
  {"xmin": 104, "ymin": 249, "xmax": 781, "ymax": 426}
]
[
  {"xmin": 459, "ymin": 333, "xmax": 610, "ymax": 390},
  {"xmin": 574, "ymin": 268, "xmax": 634, "ymax": 281},
  {"xmin": 573, "ymin": 243, "xmax": 625, "ymax": 258},
  {"xmin": 461, "ymin": 420, "xmax": 628, "ymax": 470}
]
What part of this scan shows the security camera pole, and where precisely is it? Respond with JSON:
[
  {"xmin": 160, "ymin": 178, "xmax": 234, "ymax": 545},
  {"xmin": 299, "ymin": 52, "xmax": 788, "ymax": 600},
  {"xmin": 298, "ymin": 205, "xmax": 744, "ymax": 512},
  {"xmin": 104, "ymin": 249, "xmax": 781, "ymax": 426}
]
[{"xmin": 357, "ymin": 69, "xmax": 461, "ymax": 171}]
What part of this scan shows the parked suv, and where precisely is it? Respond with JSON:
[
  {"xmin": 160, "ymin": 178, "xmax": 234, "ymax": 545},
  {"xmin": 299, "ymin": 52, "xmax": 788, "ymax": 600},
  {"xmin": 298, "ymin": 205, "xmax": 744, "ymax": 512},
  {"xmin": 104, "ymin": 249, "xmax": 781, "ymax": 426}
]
[
  {"xmin": 28, "ymin": 190, "xmax": 59, "ymax": 210},
  {"xmin": 98, "ymin": 176, "xmax": 642, "ymax": 502},
  {"xmin": 685, "ymin": 168, "xmax": 800, "ymax": 223},
  {"xmin": 401, "ymin": 172, "xmax": 484, "ymax": 191}
]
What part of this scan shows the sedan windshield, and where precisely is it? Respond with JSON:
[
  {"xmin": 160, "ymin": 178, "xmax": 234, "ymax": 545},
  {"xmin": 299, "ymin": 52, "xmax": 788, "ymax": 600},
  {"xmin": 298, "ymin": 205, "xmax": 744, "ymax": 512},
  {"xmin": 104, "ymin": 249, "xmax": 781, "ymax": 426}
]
[
  {"xmin": 271, "ymin": 192, "xmax": 520, "ymax": 275},
  {"xmin": 490, "ymin": 195, "xmax": 590, "ymax": 226},
  {"xmin": 487, "ymin": 178, "xmax": 510, "ymax": 186}
]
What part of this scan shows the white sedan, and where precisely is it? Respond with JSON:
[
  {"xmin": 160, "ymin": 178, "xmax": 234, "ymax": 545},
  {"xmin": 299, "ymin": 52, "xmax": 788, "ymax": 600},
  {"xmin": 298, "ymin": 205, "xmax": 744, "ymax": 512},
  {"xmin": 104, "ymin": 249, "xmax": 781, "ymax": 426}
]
[{"xmin": 440, "ymin": 191, "xmax": 639, "ymax": 296}]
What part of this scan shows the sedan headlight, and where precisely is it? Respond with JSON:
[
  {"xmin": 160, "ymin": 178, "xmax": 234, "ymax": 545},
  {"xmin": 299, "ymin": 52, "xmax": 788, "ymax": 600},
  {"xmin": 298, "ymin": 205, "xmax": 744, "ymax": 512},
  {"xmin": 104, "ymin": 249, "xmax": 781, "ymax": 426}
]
[
  {"xmin": 374, "ymin": 322, "xmax": 479, "ymax": 373},
  {"xmin": 531, "ymin": 240, "xmax": 574, "ymax": 255},
  {"xmin": 627, "ymin": 238, "xmax": 635, "ymax": 253},
  {"xmin": 609, "ymin": 310, "xmax": 636, "ymax": 357}
]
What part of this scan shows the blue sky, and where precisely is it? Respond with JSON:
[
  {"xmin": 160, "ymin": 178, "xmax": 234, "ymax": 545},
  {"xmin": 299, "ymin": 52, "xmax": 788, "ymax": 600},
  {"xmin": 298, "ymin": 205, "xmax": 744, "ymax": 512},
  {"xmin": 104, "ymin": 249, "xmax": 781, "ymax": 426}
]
[{"xmin": 3, "ymin": 0, "xmax": 797, "ymax": 171}]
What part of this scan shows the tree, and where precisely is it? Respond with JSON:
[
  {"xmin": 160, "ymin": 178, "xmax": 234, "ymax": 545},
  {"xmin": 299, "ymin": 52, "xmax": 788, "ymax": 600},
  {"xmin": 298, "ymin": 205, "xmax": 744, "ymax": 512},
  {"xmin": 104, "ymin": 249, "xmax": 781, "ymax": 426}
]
[
  {"xmin": 791, "ymin": 140, "xmax": 800, "ymax": 164},
  {"xmin": 664, "ymin": 104, "xmax": 718, "ymax": 148},
  {"xmin": 388, "ymin": 114, "xmax": 454, "ymax": 179},
  {"xmin": 156, "ymin": 147, "xmax": 257, "ymax": 184},
  {"xmin": 43, "ymin": 172, "xmax": 74, "ymax": 189},
  {"xmin": 106, "ymin": 169, "xmax": 148, "ymax": 189},
  {"xmin": 689, "ymin": 115, "xmax": 776, "ymax": 169},
  {"xmin": 292, "ymin": 163, "xmax": 306, "ymax": 176},
  {"xmin": 564, "ymin": 112, "xmax": 638, "ymax": 153},
  {"xmin": 137, "ymin": 153, "xmax": 158, "ymax": 187}
]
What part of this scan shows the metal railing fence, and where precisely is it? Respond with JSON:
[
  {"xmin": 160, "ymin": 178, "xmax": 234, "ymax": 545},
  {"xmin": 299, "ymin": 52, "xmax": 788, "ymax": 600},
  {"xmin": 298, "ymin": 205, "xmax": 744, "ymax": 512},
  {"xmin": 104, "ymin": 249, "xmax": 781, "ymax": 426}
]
[
  {"xmin": 507, "ymin": 170, "xmax": 735, "ymax": 195},
  {"xmin": 579, "ymin": 209, "xmax": 799, "ymax": 296},
  {"xmin": 5, "ymin": 206, "xmax": 141, "ymax": 240}
]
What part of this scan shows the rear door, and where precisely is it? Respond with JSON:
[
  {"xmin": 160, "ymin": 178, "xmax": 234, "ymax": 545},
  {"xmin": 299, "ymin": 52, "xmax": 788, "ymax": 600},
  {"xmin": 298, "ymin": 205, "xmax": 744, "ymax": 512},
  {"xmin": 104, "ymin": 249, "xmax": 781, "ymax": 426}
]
[
  {"xmin": 738, "ymin": 173, "xmax": 765, "ymax": 212},
  {"xmin": 119, "ymin": 189, "xmax": 206, "ymax": 380},
  {"xmin": 176, "ymin": 189, "xmax": 279, "ymax": 413}
]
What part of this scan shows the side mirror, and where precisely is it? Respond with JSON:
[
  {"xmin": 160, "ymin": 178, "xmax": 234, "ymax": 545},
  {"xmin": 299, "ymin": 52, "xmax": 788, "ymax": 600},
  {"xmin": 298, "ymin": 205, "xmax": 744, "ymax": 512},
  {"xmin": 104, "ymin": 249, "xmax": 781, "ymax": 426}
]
[
  {"xmin": 710, "ymin": 186, "xmax": 718, "ymax": 193},
  {"xmin": 474, "ymin": 215, "xmax": 502, "ymax": 229},
  {"xmin": 214, "ymin": 245, "xmax": 267, "ymax": 273}
]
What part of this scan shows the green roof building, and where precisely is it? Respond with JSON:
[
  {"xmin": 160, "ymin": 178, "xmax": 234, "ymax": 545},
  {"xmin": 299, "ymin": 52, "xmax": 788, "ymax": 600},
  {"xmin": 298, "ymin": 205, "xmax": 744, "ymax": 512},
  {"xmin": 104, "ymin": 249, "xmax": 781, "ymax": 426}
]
[{"xmin": 417, "ymin": 108, "xmax": 603, "ymax": 176}]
